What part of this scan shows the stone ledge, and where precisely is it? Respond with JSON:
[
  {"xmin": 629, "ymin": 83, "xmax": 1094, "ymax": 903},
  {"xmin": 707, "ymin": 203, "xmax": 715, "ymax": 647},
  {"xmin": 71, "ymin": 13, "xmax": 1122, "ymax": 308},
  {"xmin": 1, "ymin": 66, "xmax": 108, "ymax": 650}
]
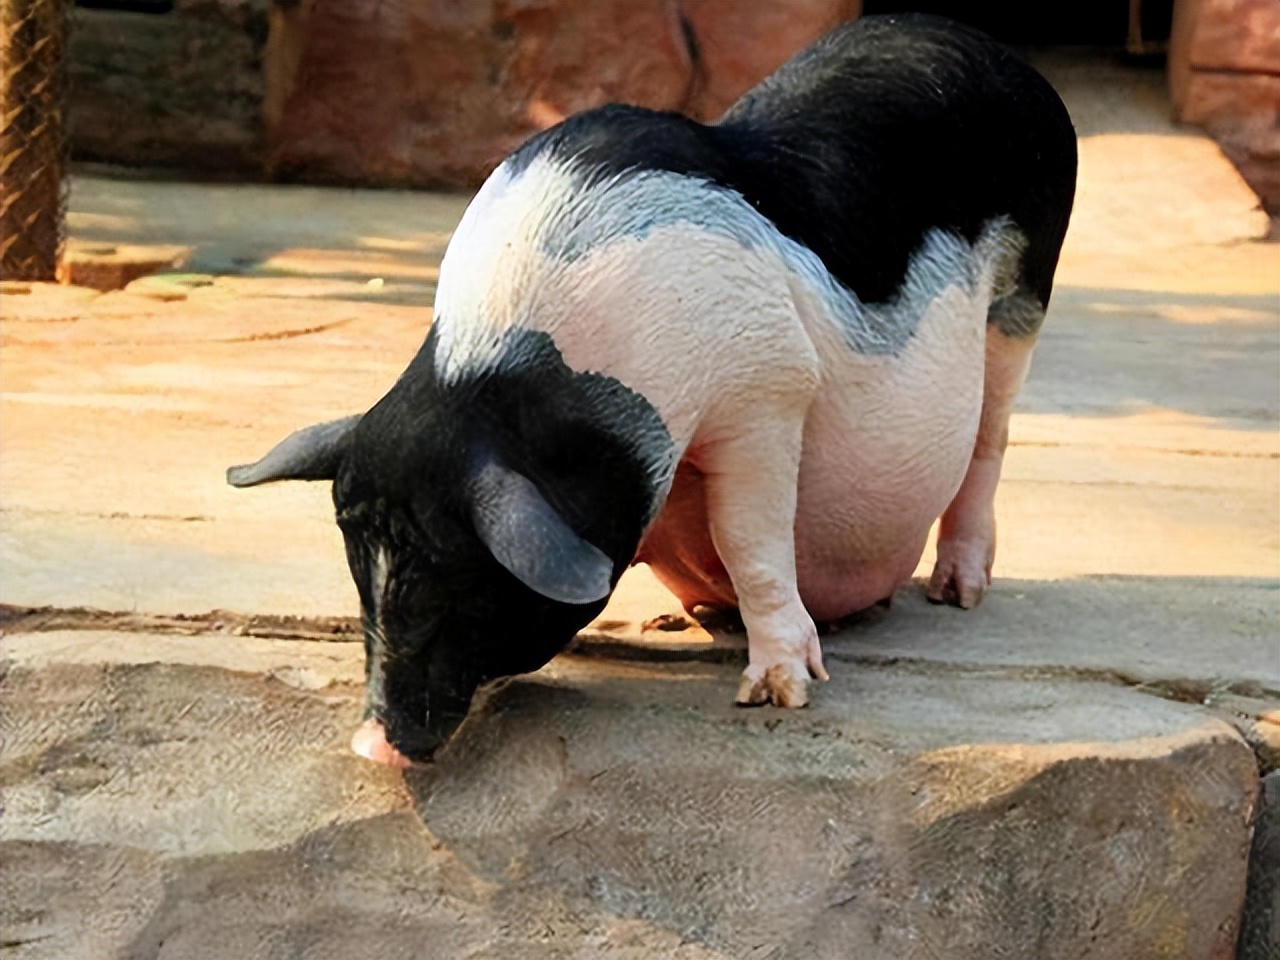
[{"xmin": 0, "ymin": 641, "xmax": 1261, "ymax": 959}]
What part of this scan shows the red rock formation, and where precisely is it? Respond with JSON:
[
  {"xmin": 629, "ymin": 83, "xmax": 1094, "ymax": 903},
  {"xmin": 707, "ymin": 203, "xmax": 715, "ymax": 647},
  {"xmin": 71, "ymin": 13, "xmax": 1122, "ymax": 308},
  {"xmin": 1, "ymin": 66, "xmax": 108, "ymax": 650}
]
[
  {"xmin": 678, "ymin": 0, "xmax": 862, "ymax": 120},
  {"xmin": 264, "ymin": 0, "xmax": 863, "ymax": 190},
  {"xmin": 1170, "ymin": 0, "xmax": 1280, "ymax": 222},
  {"xmin": 266, "ymin": 0, "xmax": 689, "ymax": 189}
]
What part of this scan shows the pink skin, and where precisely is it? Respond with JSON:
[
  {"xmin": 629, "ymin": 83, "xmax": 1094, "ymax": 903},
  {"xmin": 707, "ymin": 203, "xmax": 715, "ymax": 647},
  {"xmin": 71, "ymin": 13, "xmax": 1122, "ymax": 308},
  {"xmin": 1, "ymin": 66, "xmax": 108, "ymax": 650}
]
[
  {"xmin": 927, "ymin": 328, "xmax": 1036, "ymax": 608},
  {"xmin": 642, "ymin": 329, "xmax": 1039, "ymax": 621},
  {"xmin": 350, "ymin": 718, "xmax": 416, "ymax": 769},
  {"xmin": 927, "ymin": 457, "xmax": 999, "ymax": 608},
  {"xmin": 637, "ymin": 461, "xmax": 737, "ymax": 611},
  {"xmin": 639, "ymin": 459, "xmax": 925, "ymax": 624}
]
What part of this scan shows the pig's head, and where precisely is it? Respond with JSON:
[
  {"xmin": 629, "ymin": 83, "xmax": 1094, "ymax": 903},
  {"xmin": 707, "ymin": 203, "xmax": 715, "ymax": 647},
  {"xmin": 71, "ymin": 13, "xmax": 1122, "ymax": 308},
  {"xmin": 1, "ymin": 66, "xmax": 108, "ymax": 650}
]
[{"xmin": 228, "ymin": 328, "xmax": 671, "ymax": 766}]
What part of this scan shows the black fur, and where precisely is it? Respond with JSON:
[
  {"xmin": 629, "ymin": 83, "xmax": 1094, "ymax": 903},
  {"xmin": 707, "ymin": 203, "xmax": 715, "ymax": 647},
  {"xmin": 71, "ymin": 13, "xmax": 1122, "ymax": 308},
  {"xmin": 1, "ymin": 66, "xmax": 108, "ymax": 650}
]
[
  {"xmin": 508, "ymin": 13, "xmax": 1077, "ymax": 327},
  {"xmin": 333, "ymin": 328, "xmax": 671, "ymax": 757}
]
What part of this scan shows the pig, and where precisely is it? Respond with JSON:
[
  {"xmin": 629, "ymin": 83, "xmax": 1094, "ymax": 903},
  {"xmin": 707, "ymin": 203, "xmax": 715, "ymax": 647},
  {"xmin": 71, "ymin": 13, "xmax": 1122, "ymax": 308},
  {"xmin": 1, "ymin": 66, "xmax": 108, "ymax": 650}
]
[{"xmin": 228, "ymin": 13, "xmax": 1077, "ymax": 767}]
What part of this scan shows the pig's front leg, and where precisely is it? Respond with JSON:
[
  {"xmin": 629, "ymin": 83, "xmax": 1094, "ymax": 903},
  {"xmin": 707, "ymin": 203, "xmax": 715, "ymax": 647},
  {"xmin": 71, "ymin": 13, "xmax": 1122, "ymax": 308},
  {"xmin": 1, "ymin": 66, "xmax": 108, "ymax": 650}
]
[
  {"xmin": 928, "ymin": 325, "xmax": 1037, "ymax": 608},
  {"xmin": 700, "ymin": 407, "xmax": 828, "ymax": 707}
]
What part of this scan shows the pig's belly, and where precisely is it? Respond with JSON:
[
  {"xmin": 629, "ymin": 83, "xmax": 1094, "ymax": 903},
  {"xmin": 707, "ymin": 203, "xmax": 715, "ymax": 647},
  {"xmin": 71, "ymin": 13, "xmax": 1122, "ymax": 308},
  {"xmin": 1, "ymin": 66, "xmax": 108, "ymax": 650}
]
[
  {"xmin": 638, "ymin": 410, "xmax": 977, "ymax": 622},
  {"xmin": 638, "ymin": 317, "xmax": 985, "ymax": 622},
  {"xmin": 790, "ymin": 379, "xmax": 981, "ymax": 619}
]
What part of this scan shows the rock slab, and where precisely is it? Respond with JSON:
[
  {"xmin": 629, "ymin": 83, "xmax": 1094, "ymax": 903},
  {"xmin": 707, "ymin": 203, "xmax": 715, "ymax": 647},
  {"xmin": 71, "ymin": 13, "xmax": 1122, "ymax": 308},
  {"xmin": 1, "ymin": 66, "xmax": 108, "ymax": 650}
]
[
  {"xmin": 1239, "ymin": 771, "xmax": 1280, "ymax": 960},
  {"xmin": 0, "ymin": 630, "xmax": 1263, "ymax": 959}
]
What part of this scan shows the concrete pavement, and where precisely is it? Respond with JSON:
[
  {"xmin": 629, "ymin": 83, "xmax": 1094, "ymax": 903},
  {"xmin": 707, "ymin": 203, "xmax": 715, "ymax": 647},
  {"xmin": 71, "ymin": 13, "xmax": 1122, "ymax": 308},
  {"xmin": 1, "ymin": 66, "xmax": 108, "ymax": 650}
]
[{"xmin": 3, "ymin": 55, "xmax": 1277, "ymax": 617}]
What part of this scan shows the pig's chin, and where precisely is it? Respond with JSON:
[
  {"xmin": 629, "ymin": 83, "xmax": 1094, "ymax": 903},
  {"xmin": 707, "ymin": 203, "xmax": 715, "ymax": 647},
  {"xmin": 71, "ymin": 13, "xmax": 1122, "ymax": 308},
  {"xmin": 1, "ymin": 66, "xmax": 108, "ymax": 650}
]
[{"xmin": 350, "ymin": 717, "xmax": 443, "ymax": 768}]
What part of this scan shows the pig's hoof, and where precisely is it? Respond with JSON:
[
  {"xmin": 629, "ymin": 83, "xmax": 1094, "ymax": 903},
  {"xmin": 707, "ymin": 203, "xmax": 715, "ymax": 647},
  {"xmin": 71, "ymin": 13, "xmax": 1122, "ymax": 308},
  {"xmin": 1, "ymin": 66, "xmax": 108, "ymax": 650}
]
[
  {"xmin": 926, "ymin": 548, "xmax": 991, "ymax": 610},
  {"xmin": 736, "ymin": 663, "xmax": 810, "ymax": 708}
]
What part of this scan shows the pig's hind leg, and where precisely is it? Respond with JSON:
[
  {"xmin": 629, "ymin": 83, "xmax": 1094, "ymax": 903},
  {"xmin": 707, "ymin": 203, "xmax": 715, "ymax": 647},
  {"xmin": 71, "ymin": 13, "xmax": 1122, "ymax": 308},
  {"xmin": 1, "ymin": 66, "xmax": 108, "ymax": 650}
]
[{"xmin": 926, "ymin": 294, "xmax": 1042, "ymax": 609}]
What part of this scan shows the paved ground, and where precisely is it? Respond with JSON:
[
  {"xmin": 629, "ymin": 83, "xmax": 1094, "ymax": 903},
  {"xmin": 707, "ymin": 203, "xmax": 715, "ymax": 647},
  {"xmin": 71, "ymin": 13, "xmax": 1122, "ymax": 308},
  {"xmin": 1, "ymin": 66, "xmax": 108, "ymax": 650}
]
[
  {"xmin": 1, "ymin": 50, "xmax": 1278, "ymax": 959},
  {"xmin": 2, "ymin": 57, "xmax": 1276, "ymax": 622}
]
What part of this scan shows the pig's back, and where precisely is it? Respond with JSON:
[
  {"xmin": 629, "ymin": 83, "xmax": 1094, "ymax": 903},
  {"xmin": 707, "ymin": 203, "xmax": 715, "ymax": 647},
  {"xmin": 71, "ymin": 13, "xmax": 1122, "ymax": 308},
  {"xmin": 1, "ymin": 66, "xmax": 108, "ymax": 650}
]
[{"xmin": 719, "ymin": 12, "xmax": 1077, "ymax": 311}]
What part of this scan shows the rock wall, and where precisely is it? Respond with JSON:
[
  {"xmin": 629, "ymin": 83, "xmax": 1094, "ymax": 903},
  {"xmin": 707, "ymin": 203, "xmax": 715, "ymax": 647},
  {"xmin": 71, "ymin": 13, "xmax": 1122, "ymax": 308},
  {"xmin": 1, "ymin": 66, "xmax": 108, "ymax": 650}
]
[
  {"xmin": 1169, "ymin": 0, "xmax": 1280, "ymax": 225},
  {"xmin": 63, "ymin": 0, "xmax": 1279, "ymax": 222},
  {"xmin": 65, "ymin": 0, "xmax": 859, "ymax": 187},
  {"xmin": 264, "ymin": 0, "xmax": 860, "ymax": 188},
  {"xmin": 68, "ymin": 0, "xmax": 269, "ymax": 176},
  {"xmin": 264, "ymin": 0, "xmax": 692, "ymax": 188}
]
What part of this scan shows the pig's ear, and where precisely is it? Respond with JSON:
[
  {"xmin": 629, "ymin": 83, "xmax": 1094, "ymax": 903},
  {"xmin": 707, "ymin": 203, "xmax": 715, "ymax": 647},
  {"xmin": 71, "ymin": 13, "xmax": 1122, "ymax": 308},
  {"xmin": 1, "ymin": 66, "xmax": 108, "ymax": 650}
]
[
  {"xmin": 470, "ymin": 461, "xmax": 613, "ymax": 605},
  {"xmin": 226, "ymin": 415, "xmax": 361, "ymax": 487}
]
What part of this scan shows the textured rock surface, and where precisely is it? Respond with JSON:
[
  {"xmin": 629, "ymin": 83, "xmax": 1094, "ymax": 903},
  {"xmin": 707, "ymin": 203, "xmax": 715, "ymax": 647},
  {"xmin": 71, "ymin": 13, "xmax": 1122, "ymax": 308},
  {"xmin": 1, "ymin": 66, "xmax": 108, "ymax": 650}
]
[
  {"xmin": 266, "ymin": 0, "xmax": 695, "ymax": 188},
  {"xmin": 67, "ymin": 1, "xmax": 268, "ymax": 175},
  {"xmin": 0, "ymin": 631, "xmax": 1263, "ymax": 959},
  {"xmin": 56, "ymin": 240, "xmax": 192, "ymax": 292},
  {"xmin": 67, "ymin": 0, "xmax": 863, "ymax": 188},
  {"xmin": 1169, "ymin": 0, "xmax": 1280, "ymax": 219},
  {"xmin": 678, "ymin": 0, "xmax": 861, "ymax": 120},
  {"xmin": 1239, "ymin": 771, "xmax": 1280, "ymax": 960},
  {"xmin": 1170, "ymin": 0, "xmax": 1280, "ymax": 102},
  {"xmin": 264, "ymin": 0, "xmax": 863, "ymax": 187}
]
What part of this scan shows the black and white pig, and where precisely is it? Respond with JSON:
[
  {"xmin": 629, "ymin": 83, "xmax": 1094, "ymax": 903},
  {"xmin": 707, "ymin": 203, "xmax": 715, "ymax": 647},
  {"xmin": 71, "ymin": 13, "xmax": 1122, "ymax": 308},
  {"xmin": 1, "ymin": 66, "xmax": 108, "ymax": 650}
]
[{"xmin": 229, "ymin": 14, "xmax": 1077, "ymax": 767}]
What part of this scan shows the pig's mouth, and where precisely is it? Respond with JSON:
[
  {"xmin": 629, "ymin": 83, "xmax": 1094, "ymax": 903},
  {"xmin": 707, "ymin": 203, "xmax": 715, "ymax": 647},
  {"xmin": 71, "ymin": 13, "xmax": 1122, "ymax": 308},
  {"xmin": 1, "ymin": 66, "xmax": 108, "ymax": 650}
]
[{"xmin": 351, "ymin": 676, "xmax": 436, "ymax": 766}]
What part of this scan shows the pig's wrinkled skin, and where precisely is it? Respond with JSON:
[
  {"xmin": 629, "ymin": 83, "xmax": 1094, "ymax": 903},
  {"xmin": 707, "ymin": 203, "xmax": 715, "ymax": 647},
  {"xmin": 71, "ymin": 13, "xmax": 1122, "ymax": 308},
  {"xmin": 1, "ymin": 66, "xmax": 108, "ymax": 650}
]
[{"xmin": 229, "ymin": 14, "xmax": 1076, "ymax": 767}]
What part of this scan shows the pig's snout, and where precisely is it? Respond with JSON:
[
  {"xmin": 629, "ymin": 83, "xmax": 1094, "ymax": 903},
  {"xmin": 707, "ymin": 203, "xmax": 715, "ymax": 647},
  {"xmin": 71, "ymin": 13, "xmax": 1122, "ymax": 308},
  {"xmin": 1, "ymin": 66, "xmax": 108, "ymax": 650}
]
[
  {"xmin": 351, "ymin": 718, "xmax": 414, "ymax": 768},
  {"xmin": 351, "ymin": 717, "xmax": 448, "ymax": 769},
  {"xmin": 350, "ymin": 699, "xmax": 451, "ymax": 767}
]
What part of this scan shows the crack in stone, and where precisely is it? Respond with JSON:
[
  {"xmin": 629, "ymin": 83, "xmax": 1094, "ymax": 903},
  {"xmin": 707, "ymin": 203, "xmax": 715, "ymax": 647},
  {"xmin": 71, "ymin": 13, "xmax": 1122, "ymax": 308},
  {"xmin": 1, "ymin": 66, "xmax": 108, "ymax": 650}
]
[
  {"xmin": 5, "ymin": 599, "xmax": 1275, "ymax": 776},
  {"xmin": 0, "ymin": 604, "xmax": 361, "ymax": 643},
  {"xmin": 0, "ymin": 507, "xmax": 213, "ymax": 522},
  {"xmin": 7, "ymin": 602, "xmax": 1274, "ymax": 704},
  {"xmin": 220, "ymin": 317, "xmax": 354, "ymax": 343}
]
